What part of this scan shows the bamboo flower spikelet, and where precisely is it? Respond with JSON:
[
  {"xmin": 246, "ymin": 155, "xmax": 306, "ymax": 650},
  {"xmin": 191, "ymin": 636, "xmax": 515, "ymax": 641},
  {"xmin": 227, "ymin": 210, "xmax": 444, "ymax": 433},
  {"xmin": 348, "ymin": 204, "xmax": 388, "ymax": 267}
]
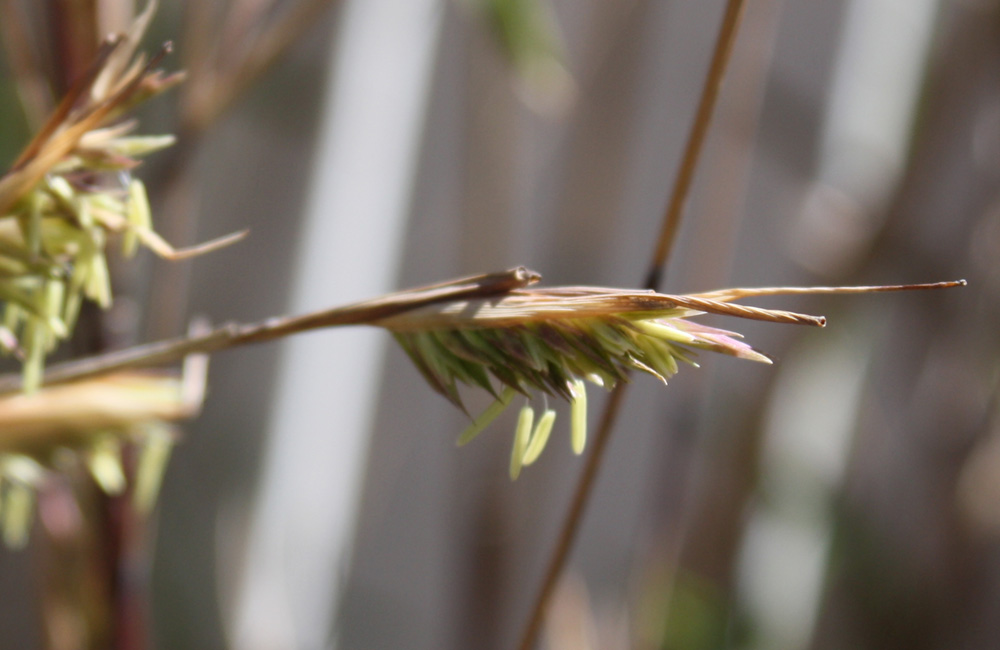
[
  {"xmin": 376, "ymin": 276, "xmax": 965, "ymax": 478},
  {"xmin": 0, "ymin": 1, "xmax": 241, "ymax": 392},
  {"xmin": 0, "ymin": 1, "xmax": 241, "ymax": 546}
]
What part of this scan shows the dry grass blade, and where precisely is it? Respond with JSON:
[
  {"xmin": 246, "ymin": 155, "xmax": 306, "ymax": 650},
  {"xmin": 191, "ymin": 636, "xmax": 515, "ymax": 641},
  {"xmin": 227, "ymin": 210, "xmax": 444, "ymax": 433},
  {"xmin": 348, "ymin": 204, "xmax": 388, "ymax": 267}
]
[
  {"xmin": 0, "ymin": 372, "xmax": 194, "ymax": 455},
  {"xmin": 690, "ymin": 279, "xmax": 967, "ymax": 302},
  {"xmin": 375, "ymin": 288, "xmax": 829, "ymax": 329},
  {"xmin": 0, "ymin": 268, "xmax": 964, "ymax": 397}
]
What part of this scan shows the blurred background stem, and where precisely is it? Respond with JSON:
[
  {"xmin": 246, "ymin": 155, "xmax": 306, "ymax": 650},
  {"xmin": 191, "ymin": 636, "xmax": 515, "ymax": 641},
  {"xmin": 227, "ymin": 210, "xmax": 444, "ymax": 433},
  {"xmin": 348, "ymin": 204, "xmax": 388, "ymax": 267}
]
[{"xmin": 517, "ymin": 1, "xmax": 748, "ymax": 648}]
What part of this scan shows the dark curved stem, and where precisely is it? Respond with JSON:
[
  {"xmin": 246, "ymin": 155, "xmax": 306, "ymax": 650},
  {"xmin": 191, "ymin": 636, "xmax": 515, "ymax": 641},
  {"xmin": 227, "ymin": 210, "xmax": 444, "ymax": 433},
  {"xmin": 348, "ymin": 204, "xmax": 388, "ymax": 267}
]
[
  {"xmin": 644, "ymin": 0, "xmax": 749, "ymax": 292},
  {"xmin": 516, "ymin": 2, "xmax": 749, "ymax": 648},
  {"xmin": 515, "ymin": 384, "xmax": 629, "ymax": 650}
]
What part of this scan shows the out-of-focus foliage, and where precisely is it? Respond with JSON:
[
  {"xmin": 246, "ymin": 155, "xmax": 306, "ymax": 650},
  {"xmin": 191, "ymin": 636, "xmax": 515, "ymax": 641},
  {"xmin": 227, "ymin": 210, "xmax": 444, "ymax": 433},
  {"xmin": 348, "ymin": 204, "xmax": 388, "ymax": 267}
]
[{"xmin": 0, "ymin": 2, "xmax": 181, "ymax": 391}]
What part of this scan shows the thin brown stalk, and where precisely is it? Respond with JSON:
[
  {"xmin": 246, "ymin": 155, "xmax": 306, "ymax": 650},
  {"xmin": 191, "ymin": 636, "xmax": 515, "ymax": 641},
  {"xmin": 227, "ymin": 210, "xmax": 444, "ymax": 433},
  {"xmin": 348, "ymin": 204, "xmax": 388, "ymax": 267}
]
[
  {"xmin": 517, "ymin": 2, "xmax": 749, "ymax": 649},
  {"xmin": 515, "ymin": 385, "xmax": 629, "ymax": 650},
  {"xmin": 0, "ymin": 267, "xmax": 540, "ymax": 394},
  {"xmin": 644, "ymin": 0, "xmax": 749, "ymax": 292}
]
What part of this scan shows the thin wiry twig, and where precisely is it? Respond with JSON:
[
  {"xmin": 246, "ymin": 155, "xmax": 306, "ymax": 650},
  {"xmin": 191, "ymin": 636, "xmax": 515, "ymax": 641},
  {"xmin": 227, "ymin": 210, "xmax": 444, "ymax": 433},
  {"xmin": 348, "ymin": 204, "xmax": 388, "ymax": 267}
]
[
  {"xmin": 2, "ymin": 264, "xmax": 946, "ymax": 398},
  {"xmin": 518, "ymin": 2, "xmax": 750, "ymax": 648},
  {"xmin": 644, "ymin": 0, "xmax": 750, "ymax": 292}
]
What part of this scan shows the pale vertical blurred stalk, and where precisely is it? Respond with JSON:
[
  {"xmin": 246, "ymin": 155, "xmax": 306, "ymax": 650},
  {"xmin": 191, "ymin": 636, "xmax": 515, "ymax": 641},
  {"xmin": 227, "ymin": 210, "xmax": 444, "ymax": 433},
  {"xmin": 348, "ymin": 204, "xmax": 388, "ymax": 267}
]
[
  {"xmin": 229, "ymin": 1, "xmax": 443, "ymax": 648},
  {"xmin": 737, "ymin": 1, "xmax": 941, "ymax": 647},
  {"xmin": 791, "ymin": 0, "xmax": 940, "ymax": 274},
  {"xmin": 645, "ymin": 1, "xmax": 787, "ymax": 647},
  {"xmin": 738, "ymin": 323, "xmax": 873, "ymax": 650}
]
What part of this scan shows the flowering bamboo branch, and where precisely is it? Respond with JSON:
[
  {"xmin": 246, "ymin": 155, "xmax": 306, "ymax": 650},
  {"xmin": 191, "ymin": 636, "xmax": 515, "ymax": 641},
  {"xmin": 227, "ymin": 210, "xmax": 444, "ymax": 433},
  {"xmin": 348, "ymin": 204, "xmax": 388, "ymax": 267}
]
[
  {"xmin": 0, "ymin": 267, "xmax": 540, "ymax": 394},
  {"xmin": 0, "ymin": 263, "xmax": 964, "ymax": 554},
  {"xmin": 0, "ymin": 267, "xmax": 964, "ymax": 404}
]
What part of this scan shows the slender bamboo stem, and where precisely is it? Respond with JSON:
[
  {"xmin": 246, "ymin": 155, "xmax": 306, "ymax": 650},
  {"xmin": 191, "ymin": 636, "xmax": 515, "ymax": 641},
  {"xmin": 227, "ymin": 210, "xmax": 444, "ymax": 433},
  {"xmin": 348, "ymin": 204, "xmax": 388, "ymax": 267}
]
[
  {"xmin": 515, "ymin": 385, "xmax": 628, "ymax": 649},
  {"xmin": 517, "ymin": 2, "xmax": 749, "ymax": 648},
  {"xmin": 644, "ymin": 0, "xmax": 750, "ymax": 292},
  {"xmin": 0, "ymin": 267, "xmax": 538, "ymax": 394}
]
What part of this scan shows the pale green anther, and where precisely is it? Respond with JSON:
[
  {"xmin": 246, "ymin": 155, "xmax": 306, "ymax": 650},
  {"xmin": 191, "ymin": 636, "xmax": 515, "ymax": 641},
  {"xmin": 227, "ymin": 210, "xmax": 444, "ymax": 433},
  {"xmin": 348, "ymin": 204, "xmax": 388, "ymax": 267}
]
[
  {"xmin": 634, "ymin": 319, "xmax": 698, "ymax": 346},
  {"xmin": 44, "ymin": 280, "xmax": 68, "ymax": 339},
  {"xmin": 22, "ymin": 319, "xmax": 46, "ymax": 392},
  {"xmin": 0, "ymin": 284, "xmax": 39, "ymax": 324},
  {"xmin": 661, "ymin": 346, "xmax": 679, "ymax": 375},
  {"xmin": 86, "ymin": 437, "xmax": 126, "ymax": 495},
  {"xmin": 590, "ymin": 322, "xmax": 632, "ymax": 356},
  {"xmin": 124, "ymin": 179, "xmax": 152, "ymax": 257},
  {"xmin": 133, "ymin": 426, "xmax": 174, "ymax": 513},
  {"xmin": 27, "ymin": 192, "xmax": 44, "ymax": 256},
  {"xmin": 1, "ymin": 481, "xmax": 35, "ymax": 549},
  {"xmin": 45, "ymin": 175, "xmax": 75, "ymax": 202},
  {"xmin": 84, "ymin": 251, "xmax": 111, "ymax": 308},
  {"xmin": 86, "ymin": 192, "xmax": 123, "ymax": 213},
  {"xmin": 570, "ymin": 379, "xmax": 587, "ymax": 454},
  {"xmin": 458, "ymin": 386, "xmax": 517, "ymax": 446},
  {"xmin": 69, "ymin": 247, "xmax": 92, "ymax": 293},
  {"xmin": 109, "ymin": 135, "xmax": 176, "ymax": 157},
  {"xmin": 509, "ymin": 404, "xmax": 534, "ymax": 480},
  {"xmin": 522, "ymin": 408, "xmax": 556, "ymax": 466},
  {"xmin": 635, "ymin": 335, "xmax": 682, "ymax": 377},
  {"xmin": 62, "ymin": 287, "xmax": 82, "ymax": 331},
  {"xmin": 49, "ymin": 155, "xmax": 85, "ymax": 174},
  {"xmin": 1, "ymin": 455, "xmax": 44, "ymax": 484},
  {"xmin": 3, "ymin": 302, "xmax": 19, "ymax": 333}
]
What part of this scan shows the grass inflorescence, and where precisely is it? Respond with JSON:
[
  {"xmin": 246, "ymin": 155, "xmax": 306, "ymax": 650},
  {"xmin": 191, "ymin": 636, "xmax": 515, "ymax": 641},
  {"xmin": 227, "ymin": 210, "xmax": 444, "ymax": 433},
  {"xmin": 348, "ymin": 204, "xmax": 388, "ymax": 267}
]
[
  {"xmin": 385, "ymin": 286, "xmax": 788, "ymax": 476},
  {"xmin": 381, "ymin": 278, "xmax": 964, "ymax": 477}
]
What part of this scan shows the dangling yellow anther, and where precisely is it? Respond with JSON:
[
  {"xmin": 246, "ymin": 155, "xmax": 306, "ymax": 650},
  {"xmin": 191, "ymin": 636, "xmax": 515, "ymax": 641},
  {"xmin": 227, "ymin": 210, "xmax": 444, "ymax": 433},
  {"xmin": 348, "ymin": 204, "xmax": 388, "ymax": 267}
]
[
  {"xmin": 1, "ymin": 482, "xmax": 34, "ymax": 549},
  {"xmin": 86, "ymin": 436, "xmax": 126, "ymax": 495},
  {"xmin": 457, "ymin": 386, "xmax": 516, "ymax": 446},
  {"xmin": 522, "ymin": 409, "xmax": 556, "ymax": 466},
  {"xmin": 570, "ymin": 379, "xmax": 587, "ymax": 454},
  {"xmin": 509, "ymin": 404, "xmax": 534, "ymax": 480}
]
